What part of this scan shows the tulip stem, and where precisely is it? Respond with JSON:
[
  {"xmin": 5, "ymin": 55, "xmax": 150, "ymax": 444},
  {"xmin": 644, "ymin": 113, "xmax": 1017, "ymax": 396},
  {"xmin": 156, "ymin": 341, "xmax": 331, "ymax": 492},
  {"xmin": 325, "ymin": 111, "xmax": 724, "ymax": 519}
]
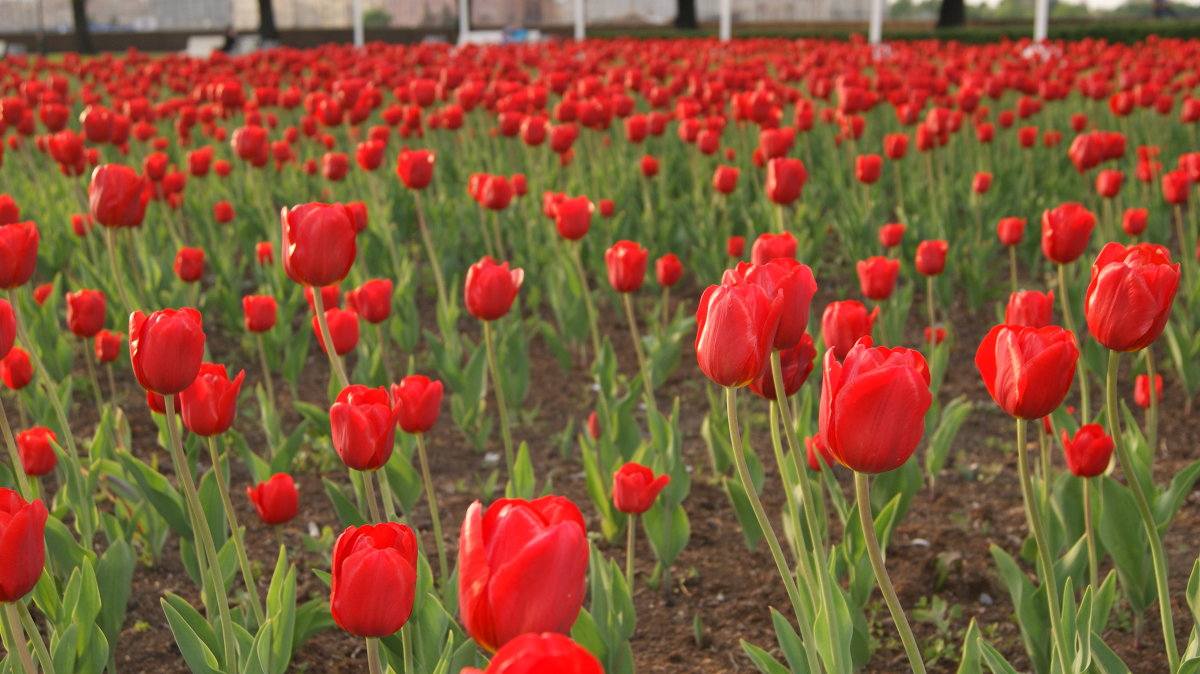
[
  {"xmin": 767, "ymin": 402, "xmax": 804, "ymax": 563},
  {"xmin": 375, "ymin": 323, "xmax": 392, "ymax": 383},
  {"xmin": 255, "ymin": 334, "xmax": 277, "ymax": 458},
  {"xmin": 1038, "ymin": 420, "xmax": 1051, "ymax": 509},
  {"xmin": 365, "ymin": 637, "xmax": 383, "ymax": 674},
  {"xmin": 1106, "ymin": 351, "xmax": 1179, "ymax": 670},
  {"xmin": 311, "ymin": 287, "xmax": 350, "ymax": 391},
  {"xmin": 83, "ymin": 343, "xmax": 107, "ymax": 417},
  {"xmin": 1084, "ymin": 477, "xmax": 1099, "ymax": 591},
  {"xmin": 625, "ymin": 513, "xmax": 637, "ymax": 585},
  {"xmin": 483, "ymin": 321, "xmax": 516, "ymax": 476},
  {"xmin": 0, "ymin": 396, "xmax": 32, "ymax": 500},
  {"xmin": 103, "ymin": 227, "xmax": 136, "ymax": 315},
  {"xmin": 660, "ymin": 286, "xmax": 671, "ymax": 335},
  {"xmin": 924, "ymin": 276, "xmax": 936, "ymax": 344},
  {"xmin": 206, "ymin": 437, "xmax": 265, "ymax": 626},
  {"xmin": 361, "ymin": 468, "xmax": 384, "ymax": 523},
  {"xmin": 17, "ymin": 600, "xmax": 53, "ymax": 674},
  {"xmin": 1008, "ymin": 246, "xmax": 1018, "ymax": 294},
  {"xmin": 854, "ymin": 471, "xmax": 927, "ymax": 674},
  {"xmin": 415, "ymin": 434, "xmax": 448, "ymax": 582},
  {"xmin": 1173, "ymin": 205, "xmax": 1191, "ymax": 284},
  {"xmin": 413, "ymin": 193, "xmax": 449, "ymax": 312},
  {"xmin": 1145, "ymin": 347, "xmax": 1158, "ymax": 456},
  {"xmin": 402, "ymin": 624, "xmax": 414, "ymax": 673},
  {"xmin": 1015, "ymin": 418, "xmax": 1071, "ymax": 674},
  {"xmin": 724, "ymin": 387, "xmax": 821, "ymax": 674},
  {"xmin": 622, "ymin": 294, "xmax": 657, "ymax": 416},
  {"xmin": 164, "ymin": 396, "xmax": 238, "ymax": 670},
  {"xmin": 377, "ymin": 468, "xmax": 398, "ymax": 523},
  {"xmin": 568, "ymin": 242, "xmax": 603, "ymax": 366},
  {"xmin": 2, "ymin": 603, "xmax": 35, "ymax": 674},
  {"xmin": 1056, "ymin": 263, "xmax": 1089, "ymax": 422}
]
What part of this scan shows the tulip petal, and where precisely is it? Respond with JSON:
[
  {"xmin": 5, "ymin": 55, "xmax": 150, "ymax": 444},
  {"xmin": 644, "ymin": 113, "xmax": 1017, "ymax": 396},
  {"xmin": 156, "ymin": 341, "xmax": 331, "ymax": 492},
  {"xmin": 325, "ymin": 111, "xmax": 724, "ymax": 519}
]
[{"xmin": 486, "ymin": 522, "xmax": 589, "ymax": 649}]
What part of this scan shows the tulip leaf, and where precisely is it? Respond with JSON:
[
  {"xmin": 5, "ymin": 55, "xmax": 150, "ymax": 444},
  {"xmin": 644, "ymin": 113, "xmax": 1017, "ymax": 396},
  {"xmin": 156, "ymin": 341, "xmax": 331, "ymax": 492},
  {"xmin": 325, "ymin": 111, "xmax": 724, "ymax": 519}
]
[
  {"xmin": 322, "ymin": 478, "xmax": 367, "ymax": 528},
  {"xmin": 1153, "ymin": 458, "xmax": 1200, "ymax": 533},
  {"xmin": 978, "ymin": 639, "xmax": 1021, "ymax": 674},
  {"xmin": 161, "ymin": 593, "xmax": 224, "ymax": 673},
  {"xmin": 924, "ymin": 396, "xmax": 971, "ymax": 493},
  {"xmin": 957, "ymin": 618, "xmax": 983, "ymax": 674},
  {"xmin": 293, "ymin": 598, "xmax": 336, "ymax": 656},
  {"xmin": 580, "ymin": 431, "xmax": 623, "ymax": 543},
  {"xmin": 722, "ymin": 476, "xmax": 764, "ymax": 550},
  {"xmin": 96, "ymin": 540, "xmax": 135, "ymax": 663},
  {"xmin": 771, "ymin": 608, "xmax": 814, "ymax": 674},
  {"xmin": 504, "ymin": 442, "xmax": 536, "ymax": 499},
  {"xmin": 116, "ymin": 449, "xmax": 191, "ymax": 543},
  {"xmin": 50, "ymin": 624, "xmax": 80, "ymax": 674},
  {"xmin": 989, "ymin": 544, "xmax": 1050, "ymax": 674},
  {"xmin": 1087, "ymin": 632, "xmax": 1131, "ymax": 674},
  {"xmin": 740, "ymin": 640, "xmax": 795, "ymax": 674},
  {"xmin": 1096, "ymin": 477, "xmax": 1154, "ymax": 611}
]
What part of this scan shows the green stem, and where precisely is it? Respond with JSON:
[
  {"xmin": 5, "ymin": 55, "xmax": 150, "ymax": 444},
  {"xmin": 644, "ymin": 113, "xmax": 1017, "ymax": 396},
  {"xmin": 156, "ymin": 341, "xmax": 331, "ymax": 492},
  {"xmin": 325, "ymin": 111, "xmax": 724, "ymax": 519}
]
[
  {"xmin": 1106, "ymin": 351, "xmax": 1179, "ymax": 670},
  {"xmin": 104, "ymin": 227, "xmax": 136, "ymax": 315},
  {"xmin": 569, "ymin": 242, "xmax": 603, "ymax": 366},
  {"xmin": 366, "ymin": 637, "xmax": 382, "ymax": 674},
  {"xmin": 660, "ymin": 286, "xmax": 670, "ymax": 335},
  {"xmin": 2, "ymin": 603, "xmax": 34, "ymax": 674},
  {"xmin": 206, "ymin": 437, "xmax": 265, "ymax": 626},
  {"xmin": 1145, "ymin": 347, "xmax": 1158, "ymax": 456},
  {"xmin": 17, "ymin": 601, "xmax": 52, "ymax": 674},
  {"xmin": 1039, "ymin": 419, "xmax": 1051, "ymax": 509},
  {"xmin": 401, "ymin": 624, "xmax": 413, "ymax": 673},
  {"xmin": 311, "ymin": 286, "xmax": 350, "ymax": 391},
  {"xmin": 925, "ymin": 275, "xmax": 936, "ymax": 343},
  {"xmin": 1084, "ymin": 477, "xmax": 1099, "ymax": 591},
  {"xmin": 1009, "ymin": 243, "xmax": 1019, "ymax": 295},
  {"xmin": 361, "ymin": 468, "xmax": 383, "ymax": 523},
  {"xmin": 1015, "ymin": 418, "xmax": 1071, "ymax": 673},
  {"xmin": 415, "ymin": 434, "xmax": 447, "ymax": 582},
  {"xmin": 165, "ymin": 395, "xmax": 238, "ymax": 670},
  {"xmin": 622, "ymin": 293, "xmax": 657, "ymax": 416},
  {"xmin": 855, "ymin": 471, "xmax": 927, "ymax": 673},
  {"xmin": 0, "ymin": 396, "xmax": 32, "ymax": 500},
  {"xmin": 255, "ymin": 334, "xmax": 277, "ymax": 459},
  {"xmin": 767, "ymin": 402, "xmax": 805, "ymax": 563},
  {"xmin": 625, "ymin": 513, "xmax": 637, "ymax": 585},
  {"xmin": 483, "ymin": 321, "xmax": 515, "ymax": 475},
  {"xmin": 724, "ymin": 387, "xmax": 821, "ymax": 674},
  {"xmin": 376, "ymin": 468, "xmax": 398, "ymax": 523},
  {"xmin": 414, "ymin": 192, "xmax": 449, "ymax": 312},
  {"xmin": 1056, "ymin": 263, "xmax": 1089, "ymax": 421},
  {"xmin": 376, "ymin": 323, "xmax": 392, "ymax": 383},
  {"xmin": 83, "ymin": 343, "xmax": 107, "ymax": 417}
]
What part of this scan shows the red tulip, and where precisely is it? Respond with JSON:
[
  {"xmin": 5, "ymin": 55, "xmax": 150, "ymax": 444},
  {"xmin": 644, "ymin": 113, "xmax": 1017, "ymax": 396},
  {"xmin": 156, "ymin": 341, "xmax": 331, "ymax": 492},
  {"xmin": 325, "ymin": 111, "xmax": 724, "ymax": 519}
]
[
  {"xmin": 0, "ymin": 300, "xmax": 13, "ymax": 360},
  {"xmin": 478, "ymin": 175, "xmax": 514, "ymax": 211},
  {"xmin": 612, "ymin": 462, "xmax": 670, "ymax": 515},
  {"xmin": 821, "ymin": 300, "xmax": 878, "ymax": 360},
  {"xmin": 1162, "ymin": 169, "xmax": 1190, "ymax": 205},
  {"xmin": 330, "ymin": 385, "xmax": 399, "ymax": 471},
  {"xmin": 1135, "ymin": 374, "xmax": 1162, "ymax": 408},
  {"xmin": 304, "ymin": 285, "xmax": 341, "ymax": 313},
  {"xmin": 355, "ymin": 140, "xmax": 385, "ymax": 171},
  {"xmin": 0, "ymin": 196, "xmax": 18, "ymax": 226},
  {"xmin": 1041, "ymin": 203, "xmax": 1095, "ymax": 264},
  {"xmin": 65, "ymin": 289, "xmax": 106, "ymax": 338},
  {"xmin": 178, "ymin": 362, "xmax": 244, "ymax": 437},
  {"xmin": 805, "ymin": 434, "xmax": 835, "ymax": 471},
  {"xmin": 1005, "ymin": 290, "xmax": 1055, "ymax": 328},
  {"xmin": 856, "ymin": 256, "xmax": 899, "ymax": 300},
  {"xmin": 174, "ymin": 247, "xmax": 205, "ymax": 283},
  {"xmin": 465, "ymin": 257, "xmax": 524, "ymax": 321},
  {"xmin": 727, "ymin": 236, "xmax": 745, "ymax": 258},
  {"xmin": 281, "ymin": 203, "xmax": 357, "ymax": 287},
  {"xmin": 883, "ymin": 133, "xmax": 908, "ymax": 160},
  {"xmin": 639, "ymin": 155, "xmax": 659, "ymax": 178},
  {"xmin": 724, "ymin": 259, "xmax": 817, "ymax": 350},
  {"xmin": 694, "ymin": 281, "xmax": 782, "ymax": 388},
  {"xmin": 553, "ymin": 196, "xmax": 592, "ymax": 241},
  {"xmin": 750, "ymin": 231, "xmax": 797, "ymax": 265},
  {"xmin": 915, "ymin": 240, "xmax": 949, "ymax": 276},
  {"xmin": 129, "ymin": 308, "xmax": 205, "ymax": 395},
  {"xmin": 1095, "ymin": 170, "xmax": 1124, "ymax": 199},
  {"xmin": 247, "ymin": 474, "xmax": 299, "ymax": 525},
  {"xmin": 878, "ymin": 223, "xmax": 905, "ymax": 248},
  {"xmin": 311, "ymin": 308, "xmax": 359, "ymax": 356},
  {"xmin": 331, "ymin": 522, "xmax": 418, "ymax": 638},
  {"xmin": 975, "ymin": 324, "xmax": 1078, "ymax": 420},
  {"xmin": 972, "ymin": 172, "xmax": 993, "ymax": 194},
  {"xmin": 213, "ymin": 200, "xmax": 235, "ymax": 223},
  {"xmin": 242, "ymin": 295, "xmax": 277, "ymax": 333},
  {"xmin": 391, "ymin": 375, "xmax": 443, "ymax": 434},
  {"xmin": 597, "ymin": 199, "xmax": 614, "ymax": 217},
  {"xmin": 0, "ymin": 221, "xmax": 38, "ymax": 289},
  {"xmin": 395, "ymin": 150, "xmax": 436, "ymax": 190},
  {"xmin": 819, "ymin": 338, "xmax": 931, "ymax": 474},
  {"xmin": 1061, "ymin": 425, "xmax": 1113, "ymax": 478},
  {"xmin": 605, "ymin": 241, "xmax": 649, "ymax": 293},
  {"xmin": 1084, "ymin": 242, "xmax": 1179, "ymax": 352},
  {"xmin": 748, "ymin": 333, "xmax": 816, "ymax": 401},
  {"xmin": 461, "ymin": 633, "xmax": 602, "ymax": 674},
  {"xmin": 458, "ymin": 496, "xmax": 589, "ymax": 652},
  {"xmin": 1122, "ymin": 208, "xmax": 1148, "ymax": 236},
  {"xmin": 765, "ymin": 158, "xmax": 807, "ymax": 205},
  {"xmin": 88, "ymin": 164, "xmax": 149, "ymax": 228},
  {"xmin": 0, "ymin": 488, "xmax": 48, "ymax": 602},
  {"xmin": 713, "ymin": 165, "xmax": 739, "ymax": 194},
  {"xmin": 94, "ymin": 330, "xmax": 122, "ymax": 363},
  {"xmin": 256, "ymin": 241, "xmax": 274, "ymax": 266},
  {"xmin": 655, "ymin": 254, "xmax": 683, "ymax": 288},
  {"xmin": 346, "ymin": 279, "xmax": 393, "ymax": 324},
  {"xmin": 31, "ymin": 284, "xmax": 50, "ymax": 307},
  {"xmin": 855, "ymin": 154, "xmax": 882, "ymax": 185},
  {"xmin": 997, "ymin": 217, "xmax": 1026, "ymax": 246},
  {"xmin": 16, "ymin": 427, "xmax": 57, "ymax": 477}
]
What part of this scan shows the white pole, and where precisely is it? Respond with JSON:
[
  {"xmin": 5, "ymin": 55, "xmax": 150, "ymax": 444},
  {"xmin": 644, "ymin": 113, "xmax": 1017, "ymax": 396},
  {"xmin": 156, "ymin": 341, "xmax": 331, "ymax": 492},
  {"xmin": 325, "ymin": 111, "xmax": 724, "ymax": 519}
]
[
  {"xmin": 352, "ymin": 0, "xmax": 363, "ymax": 47},
  {"xmin": 574, "ymin": 0, "xmax": 585, "ymax": 41},
  {"xmin": 458, "ymin": 0, "xmax": 469, "ymax": 45},
  {"xmin": 719, "ymin": 0, "xmax": 731, "ymax": 42},
  {"xmin": 1034, "ymin": 0, "xmax": 1049, "ymax": 42},
  {"xmin": 868, "ymin": 0, "xmax": 883, "ymax": 45}
]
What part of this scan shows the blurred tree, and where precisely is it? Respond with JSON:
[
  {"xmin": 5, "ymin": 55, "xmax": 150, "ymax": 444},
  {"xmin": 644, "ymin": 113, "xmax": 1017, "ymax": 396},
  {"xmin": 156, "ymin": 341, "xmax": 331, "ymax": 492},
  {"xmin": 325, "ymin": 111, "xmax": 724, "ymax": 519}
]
[
  {"xmin": 675, "ymin": 0, "xmax": 698, "ymax": 28},
  {"xmin": 364, "ymin": 8, "xmax": 392, "ymax": 28},
  {"xmin": 259, "ymin": 0, "xmax": 279, "ymax": 41},
  {"xmin": 938, "ymin": 0, "xmax": 966, "ymax": 26},
  {"xmin": 72, "ymin": 0, "xmax": 94, "ymax": 53}
]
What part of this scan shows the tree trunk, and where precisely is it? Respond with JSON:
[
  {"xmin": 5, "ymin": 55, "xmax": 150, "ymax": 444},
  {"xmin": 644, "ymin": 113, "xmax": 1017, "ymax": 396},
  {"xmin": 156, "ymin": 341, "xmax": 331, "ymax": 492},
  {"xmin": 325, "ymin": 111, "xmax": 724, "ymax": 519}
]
[
  {"xmin": 674, "ymin": 0, "xmax": 698, "ymax": 29},
  {"xmin": 71, "ymin": 0, "xmax": 94, "ymax": 53},
  {"xmin": 936, "ymin": 0, "xmax": 965, "ymax": 27},
  {"xmin": 258, "ymin": 0, "xmax": 279, "ymax": 41}
]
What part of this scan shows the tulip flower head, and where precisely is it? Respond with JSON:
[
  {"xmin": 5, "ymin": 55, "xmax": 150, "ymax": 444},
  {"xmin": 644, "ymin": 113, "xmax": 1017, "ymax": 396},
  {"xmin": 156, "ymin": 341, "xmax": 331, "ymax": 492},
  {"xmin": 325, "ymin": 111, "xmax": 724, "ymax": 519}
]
[
  {"xmin": 247, "ymin": 473, "xmax": 299, "ymax": 525},
  {"xmin": 0, "ymin": 488, "xmax": 48, "ymax": 602},
  {"xmin": 65, "ymin": 289, "xmax": 106, "ymax": 338},
  {"xmin": 1061, "ymin": 424, "xmax": 1113, "ymax": 478},
  {"xmin": 1005, "ymin": 290, "xmax": 1055, "ymax": 328},
  {"xmin": 391, "ymin": 375, "xmax": 444, "ymax": 434},
  {"xmin": 331, "ymin": 522, "xmax": 418, "ymax": 638},
  {"xmin": 129, "ymin": 308, "xmax": 206, "ymax": 395},
  {"xmin": 16, "ymin": 427, "xmax": 57, "ymax": 477},
  {"xmin": 975, "ymin": 324, "xmax": 1079, "ymax": 420},
  {"xmin": 465, "ymin": 257, "xmax": 524, "ymax": 321},
  {"xmin": 461, "ymin": 633, "xmax": 602, "ymax": 674},
  {"xmin": 748, "ymin": 333, "xmax": 817, "ymax": 401},
  {"xmin": 605, "ymin": 241, "xmax": 649, "ymax": 293},
  {"xmin": 694, "ymin": 281, "xmax": 783, "ymax": 388},
  {"xmin": 280, "ymin": 202, "xmax": 358, "ymax": 287},
  {"xmin": 612, "ymin": 462, "xmax": 670, "ymax": 515},
  {"xmin": 178, "ymin": 362, "xmax": 245, "ymax": 437},
  {"xmin": 750, "ymin": 231, "xmax": 797, "ymax": 265},
  {"xmin": 329, "ymin": 385, "xmax": 399, "ymax": 471},
  {"xmin": 1041, "ymin": 203, "xmax": 1096, "ymax": 265},
  {"xmin": 723, "ymin": 259, "xmax": 817, "ymax": 350},
  {"xmin": 856, "ymin": 256, "xmax": 900, "ymax": 300},
  {"xmin": 1135, "ymin": 374, "xmax": 1163, "ymax": 408},
  {"xmin": 1084, "ymin": 242, "xmax": 1179, "ymax": 352}
]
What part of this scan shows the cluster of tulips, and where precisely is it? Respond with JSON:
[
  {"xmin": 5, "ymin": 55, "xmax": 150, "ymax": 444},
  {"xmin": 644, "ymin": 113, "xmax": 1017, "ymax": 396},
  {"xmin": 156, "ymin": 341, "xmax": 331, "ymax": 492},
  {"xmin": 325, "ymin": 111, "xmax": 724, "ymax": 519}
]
[{"xmin": 1, "ymin": 31, "xmax": 1200, "ymax": 674}]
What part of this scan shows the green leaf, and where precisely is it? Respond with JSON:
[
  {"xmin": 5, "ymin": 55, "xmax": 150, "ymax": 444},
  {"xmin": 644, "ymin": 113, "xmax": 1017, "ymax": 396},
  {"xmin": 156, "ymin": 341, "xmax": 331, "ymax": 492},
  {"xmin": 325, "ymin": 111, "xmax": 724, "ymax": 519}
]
[
  {"xmin": 1153, "ymin": 458, "xmax": 1200, "ymax": 532},
  {"xmin": 161, "ymin": 594, "xmax": 224, "ymax": 673},
  {"xmin": 957, "ymin": 619, "xmax": 983, "ymax": 674},
  {"xmin": 741, "ymin": 641, "xmax": 795, "ymax": 674},
  {"xmin": 322, "ymin": 477, "xmax": 367, "ymax": 528},
  {"xmin": 771, "ymin": 608, "xmax": 814, "ymax": 674},
  {"xmin": 504, "ymin": 442, "xmax": 536, "ymax": 499},
  {"xmin": 924, "ymin": 396, "xmax": 971, "ymax": 492},
  {"xmin": 116, "ymin": 450, "xmax": 191, "ymax": 542}
]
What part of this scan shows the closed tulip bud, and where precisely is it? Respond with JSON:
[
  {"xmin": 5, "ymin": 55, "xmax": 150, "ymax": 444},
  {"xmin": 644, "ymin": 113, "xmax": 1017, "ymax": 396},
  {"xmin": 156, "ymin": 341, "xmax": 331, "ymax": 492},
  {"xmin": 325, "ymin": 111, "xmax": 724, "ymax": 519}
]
[
  {"xmin": 586, "ymin": 411, "xmax": 601, "ymax": 440},
  {"xmin": 749, "ymin": 333, "xmax": 816, "ymax": 401},
  {"xmin": 1133, "ymin": 373, "xmax": 1163, "ymax": 409},
  {"xmin": 883, "ymin": 133, "xmax": 909, "ymax": 160},
  {"xmin": 612, "ymin": 462, "xmax": 670, "ymax": 514},
  {"xmin": 311, "ymin": 308, "xmax": 359, "ymax": 356},
  {"xmin": 280, "ymin": 203, "xmax": 357, "ymax": 287},
  {"xmin": 178, "ymin": 362, "xmax": 244, "ymax": 437},
  {"xmin": 246, "ymin": 473, "xmax": 299, "ymax": 525},
  {"xmin": 129, "ymin": 308, "xmax": 205, "ymax": 395},
  {"xmin": 751, "ymin": 231, "xmax": 797, "ymax": 265},
  {"xmin": 145, "ymin": 391, "xmax": 175, "ymax": 415},
  {"xmin": 0, "ymin": 221, "xmax": 38, "ymax": 289},
  {"xmin": 1122, "ymin": 208, "xmax": 1148, "ymax": 237},
  {"xmin": 976, "ymin": 324, "xmax": 1078, "ymax": 419},
  {"xmin": 173, "ymin": 247, "xmax": 204, "ymax": 283},
  {"xmin": 855, "ymin": 154, "xmax": 882, "ymax": 185},
  {"xmin": 765, "ymin": 157, "xmax": 807, "ymax": 205},
  {"xmin": 924, "ymin": 326, "xmax": 947, "ymax": 344},
  {"xmin": 94, "ymin": 330, "xmax": 122, "ymax": 363},
  {"xmin": 727, "ymin": 236, "xmax": 745, "ymax": 258},
  {"xmin": 88, "ymin": 164, "xmax": 149, "ymax": 228},
  {"xmin": 1162, "ymin": 169, "xmax": 1190, "ymax": 205},
  {"xmin": 915, "ymin": 240, "xmax": 949, "ymax": 276},
  {"xmin": 1084, "ymin": 242, "xmax": 1179, "ymax": 352},
  {"xmin": 1005, "ymin": 290, "xmax": 1055, "ymax": 327},
  {"xmin": 0, "ymin": 488, "xmax": 48, "ymax": 602},
  {"xmin": 330, "ymin": 385, "xmax": 399, "ymax": 471},
  {"xmin": 694, "ymin": 282, "xmax": 782, "ymax": 388},
  {"xmin": 461, "ymin": 633, "xmax": 602, "ymax": 674},
  {"xmin": 598, "ymin": 199, "xmax": 614, "ymax": 217},
  {"xmin": 213, "ymin": 200, "xmax": 235, "ymax": 223},
  {"xmin": 1061, "ymin": 424, "xmax": 1113, "ymax": 478},
  {"xmin": 819, "ymin": 338, "xmax": 932, "ymax": 473},
  {"xmin": 605, "ymin": 241, "xmax": 648, "ymax": 293},
  {"xmin": 1041, "ymin": 203, "xmax": 1095, "ymax": 264},
  {"xmin": 856, "ymin": 256, "xmax": 899, "ymax": 300},
  {"xmin": 214, "ymin": 160, "xmax": 232, "ymax": 177},
  {"xmin": 821, "ymin": 300, "xmax": 878, "ymax": 360},
  {"xmin": 396, "ymin": 149, "xmax": 435, "ymax": 190},
  {"xmin": 256, "ymin": 241, "xmax": 274, "ymax": 266},
  {"xmin": 32, "ymin": 284, "xmax": 51, "ymax": 306},
  {"xmin": 0, "ymin": 300, "xmax": 13, "ymax": 360},
  {"xmin": 478, "ymin": 175, "xmax": 514, "ymax": 211},
  {"xmin": 972, "ymin": 172, "xmax": 992, "ymax": 194},
  {"xmin": 639, "ymin": 155, "xmax": 659, "ymax": 178},
  {"xmin": 878, "ymin": 223, "xmax": 905, "ymax": 248},
  {"xmin": 465, "ymin": 256, "xmax": 524, "ymax": 321},
  {"xmin": 346, "ymin": 279, "xmax": 392, "ymax": 324},
  {"xmin": 805, "ymin": 433, "xmax": 835, "ymax": 471},
  {"xmin": 391, "ymin": 375, "xmax": 443, "ymax": 434},
  {"xmin": 458, "ymin": 496, "xmax": 589, "ymax": 652},
  {"xmin": 1095, "ymin": 169, "xmax": 1124, "ymax": 199},
  {"xmin": 655, "ymin": 254, "xmax": 683, "ymax": 287},
  {"xmin": 65, "ymin": 289, "xmax": 106, "ymax": 338},
  {"xmin": 355, "ymin": 139, "xmax": 385, "ymax": 171},
  {"xmin": 713, "ymin": 165, "xmax": 739, "ymax": 194},
  {"xmin": 724, "ymin": 259, "xmax": 817, "ymax": 350},
  {"xmin": 242, "ymin": 295, "xmax": 277, "ymax": 333},
  {"xmin": 997, "ymin": 216, "xmax": 1026, "ymax": 246},
  {"xmin": 331, "ymin": 522, "xmax": 418, "ymax": 638},
  {"xmin": 16, "ymin": 427, "xmax": 57, "ymax": 477},
  {"xmin": 553, "ymin": 196, "xmax": 592, "ymax": 241}
]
